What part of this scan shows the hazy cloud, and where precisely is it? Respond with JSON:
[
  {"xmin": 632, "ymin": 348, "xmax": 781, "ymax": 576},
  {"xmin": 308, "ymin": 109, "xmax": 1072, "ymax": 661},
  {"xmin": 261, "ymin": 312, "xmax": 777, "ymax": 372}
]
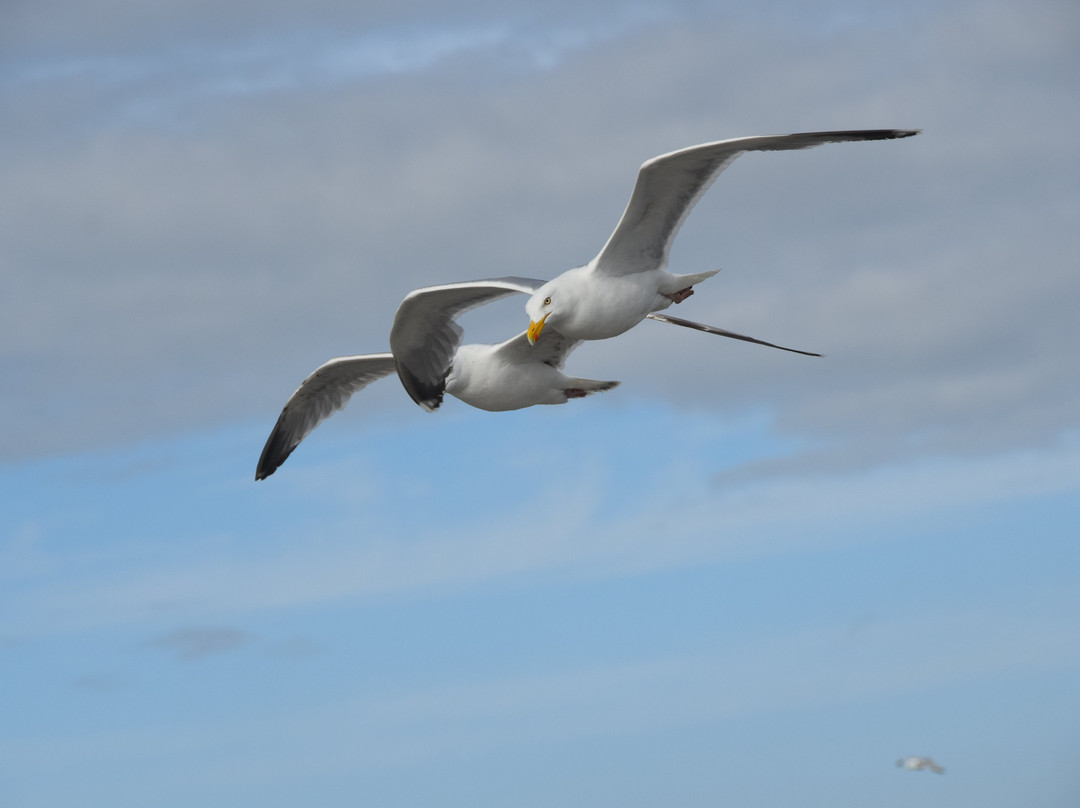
[
  {"xmin": 2, "ymin": 0, "xmax": 1078, "ymax": 469},
  {"xmin": 6, "ymin": 430, "xmax": 1076, "ymax": 638},
  {"xmin": 44, "ymin": 599, "xmax": 1080, "ymax": 779},
  {"xmin": 146, "ymin": 627, "xmax": 252, "ymax": 661},
  {"xmin": 266, "ymin": 633, "xmax": 323, "ymax": 659}
]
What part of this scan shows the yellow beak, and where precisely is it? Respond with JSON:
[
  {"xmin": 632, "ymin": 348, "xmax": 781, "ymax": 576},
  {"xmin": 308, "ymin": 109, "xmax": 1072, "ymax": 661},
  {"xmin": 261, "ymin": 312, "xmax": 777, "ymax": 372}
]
[{"xmin": 526, "ymin": 313, "xmax": 549, "ymax": 345}]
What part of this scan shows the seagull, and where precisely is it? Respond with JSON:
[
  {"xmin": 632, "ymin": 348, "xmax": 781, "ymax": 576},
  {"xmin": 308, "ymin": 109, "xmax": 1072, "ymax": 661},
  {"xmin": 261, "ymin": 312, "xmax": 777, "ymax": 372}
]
[
  {"xmin": 524, "ymin": 129, "xmax": 920, "ymax": 345},
  {"xmin": 255, "ymin": 279, "xmax": 618, "ymax": 480},
  {"xmin": 393, "ymin": 278, "xmax": 822, "ymax": 412},
  {"xmin": 896, "ymin": 756, "xmax": 945, "ymax": 774}
]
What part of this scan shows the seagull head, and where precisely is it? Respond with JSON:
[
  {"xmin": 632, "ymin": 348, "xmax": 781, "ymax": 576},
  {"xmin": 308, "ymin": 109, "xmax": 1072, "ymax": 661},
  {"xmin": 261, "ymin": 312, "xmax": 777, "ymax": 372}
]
[{"xmin": 525, "ymin": 283, "xmax": 557, "ymax": 345}]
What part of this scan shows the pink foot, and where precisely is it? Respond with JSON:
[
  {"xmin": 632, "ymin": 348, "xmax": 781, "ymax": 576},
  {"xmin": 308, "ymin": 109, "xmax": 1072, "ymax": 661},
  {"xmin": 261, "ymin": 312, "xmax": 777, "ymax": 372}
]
[{"xmin": 663, "ymin": 287, "xmax": 694, "ymax": 304}]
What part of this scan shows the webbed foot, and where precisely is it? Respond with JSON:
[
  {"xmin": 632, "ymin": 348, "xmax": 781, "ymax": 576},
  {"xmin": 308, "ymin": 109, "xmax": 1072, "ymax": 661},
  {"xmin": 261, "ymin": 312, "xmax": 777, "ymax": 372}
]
[{"xmin": 663, "ymin": 287, "xmax": 694, "ymax": 304}]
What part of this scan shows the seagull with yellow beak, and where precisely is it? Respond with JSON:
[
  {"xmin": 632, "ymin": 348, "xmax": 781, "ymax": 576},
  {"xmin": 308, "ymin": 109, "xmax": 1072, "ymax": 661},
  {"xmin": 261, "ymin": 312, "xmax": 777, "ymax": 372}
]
[{"xmin": 525, "ymin": 129, "xmax": 920, "ymax": 345}]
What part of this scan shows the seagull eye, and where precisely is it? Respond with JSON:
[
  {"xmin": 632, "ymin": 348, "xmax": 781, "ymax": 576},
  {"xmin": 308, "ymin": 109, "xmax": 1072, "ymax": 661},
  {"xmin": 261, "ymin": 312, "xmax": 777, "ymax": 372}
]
[{"xmin": 543, "ymin": 296, "xmax": 551, "ymax": 306}]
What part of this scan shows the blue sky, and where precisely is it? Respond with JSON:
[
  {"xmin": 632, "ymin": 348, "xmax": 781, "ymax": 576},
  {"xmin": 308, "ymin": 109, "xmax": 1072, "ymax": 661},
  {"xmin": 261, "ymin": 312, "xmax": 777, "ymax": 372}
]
[{"xmin": 2, "ymin": 1, "xmax": 1079, "ymax": 806}]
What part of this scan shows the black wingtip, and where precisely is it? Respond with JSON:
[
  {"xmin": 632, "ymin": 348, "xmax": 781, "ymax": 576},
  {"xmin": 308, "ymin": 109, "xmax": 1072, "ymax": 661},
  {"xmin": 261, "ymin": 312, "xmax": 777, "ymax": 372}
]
[
  {"xmin": 805, "ymin": 128, "xmax": 921, "ymax": 143},
  {"xmin": 254, "ymin": 460, "xmax": 279, "ymax": 481},
  {"xmin": 255, "ymin": 452, "xmax": 284, "ymax": 481},
  {"xmin": 396, "ymin": 364, "xmax": 446, "ymax": 413},
  {"xmin": 254, "ymin": 418, "xmax": 295, "ymax": 481},
  {"xmin": 776, "ymin": 129, "xmax": 918, "ymax": 145},
  {"xmin": 872, "ymin": 128, "xmax": 920, "ymax": 139}
]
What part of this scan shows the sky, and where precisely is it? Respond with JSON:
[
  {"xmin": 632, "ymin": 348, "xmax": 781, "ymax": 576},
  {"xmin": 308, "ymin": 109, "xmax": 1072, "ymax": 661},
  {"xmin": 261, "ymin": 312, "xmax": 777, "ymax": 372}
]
[{"xmin": 2, "ymin": 0, "xmax": 1079, "ymax": 805}]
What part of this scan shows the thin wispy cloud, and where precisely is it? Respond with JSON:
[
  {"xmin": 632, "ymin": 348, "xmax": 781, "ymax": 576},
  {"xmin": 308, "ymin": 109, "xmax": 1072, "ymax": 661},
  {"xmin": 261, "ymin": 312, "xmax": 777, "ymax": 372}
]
[
  {"xmin": 5, "ymin": 426, "xmax": 1076, "ymax": 638},
  {"xmin": 265, "ymin": 634, "xmax": 323, "ymax": 659},
  {"xmin": 146, "ymin": 627, "xmax": 252, "ymax": 661}
]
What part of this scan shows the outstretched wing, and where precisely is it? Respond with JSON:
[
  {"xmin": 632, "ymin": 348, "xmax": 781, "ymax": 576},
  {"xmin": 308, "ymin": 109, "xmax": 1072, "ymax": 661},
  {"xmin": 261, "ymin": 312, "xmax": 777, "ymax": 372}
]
[
  {"xmin": 256, "ymin": 353, "xmax": 397, "ymax": 480},
  {"xmin": 390, "ymin": 277, "xmax": 546, "ymax": 411},
  {"xmin": 593, "ymin": 129, "xmax": 920, "ymax": 276}
]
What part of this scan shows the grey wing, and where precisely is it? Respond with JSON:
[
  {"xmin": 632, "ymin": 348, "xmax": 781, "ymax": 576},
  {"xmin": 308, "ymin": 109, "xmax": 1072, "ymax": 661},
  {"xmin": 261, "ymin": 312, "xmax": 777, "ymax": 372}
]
[
  {"xmin": 593, "ymin": 129, "xmax": 920, "ymax": 276},
  {"xmin": 255, "ymin": 353, "xmax": 397, "ymax": 480},
  {"xmin": 390, "ymin": 277, "xmax": 547, "ymax": 411},
  {"xmin": 492, "ymin": 326, "xmax": 581, "ymax": 371}
]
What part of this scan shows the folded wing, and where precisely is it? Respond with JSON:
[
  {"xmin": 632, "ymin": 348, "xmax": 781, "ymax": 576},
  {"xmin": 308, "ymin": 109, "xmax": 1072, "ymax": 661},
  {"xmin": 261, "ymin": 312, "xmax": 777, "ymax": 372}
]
[
  {"xmin": 490, "ymin": 325, "xmax": 582, "ymax": 370},
  {"xmin": 390, "ymin": 277, "xmax": 546, "ymax": 411}
]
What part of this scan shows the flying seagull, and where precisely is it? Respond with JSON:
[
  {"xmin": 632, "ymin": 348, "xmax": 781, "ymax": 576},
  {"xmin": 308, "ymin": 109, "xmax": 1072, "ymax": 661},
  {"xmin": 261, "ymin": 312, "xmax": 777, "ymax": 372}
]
[
  {"xmin": 896, "ymin": 756, "xmax": 945, "ymax": 774},
  {"xmin": 255, "ymin": 279, "xmax": 618, "ymax": 480},
  {"xmin": 524, "ymin": 129, "xmax": 920, "ymax": 345},
  {"xmin": 393, "ymin": 278, "xmax": 821, "ymax": 412},
  {"xmin": 258, "ymin": 275, "xmax": 824, "ymax": 477}
]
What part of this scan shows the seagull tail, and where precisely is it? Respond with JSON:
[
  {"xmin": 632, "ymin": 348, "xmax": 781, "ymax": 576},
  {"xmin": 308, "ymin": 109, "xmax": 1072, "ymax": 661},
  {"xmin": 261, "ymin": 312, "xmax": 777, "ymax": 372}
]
[{"xmin": 659, "ymin": 267, "xmax": 721, "ymax": 295}]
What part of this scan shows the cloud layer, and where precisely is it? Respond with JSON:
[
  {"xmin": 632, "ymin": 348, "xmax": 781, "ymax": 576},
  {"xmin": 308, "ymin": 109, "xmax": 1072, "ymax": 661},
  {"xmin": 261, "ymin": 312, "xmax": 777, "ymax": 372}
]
[{"xmin": 3, "ymin": 0, "xmax": 1078, "ymax": 468}]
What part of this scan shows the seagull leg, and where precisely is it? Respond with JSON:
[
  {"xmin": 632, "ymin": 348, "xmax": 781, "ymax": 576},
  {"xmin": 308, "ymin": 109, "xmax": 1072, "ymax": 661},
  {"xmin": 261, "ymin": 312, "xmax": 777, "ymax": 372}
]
[{"xmin": 663, "ymin": 287, "xmax": 695, "ymax": 304}]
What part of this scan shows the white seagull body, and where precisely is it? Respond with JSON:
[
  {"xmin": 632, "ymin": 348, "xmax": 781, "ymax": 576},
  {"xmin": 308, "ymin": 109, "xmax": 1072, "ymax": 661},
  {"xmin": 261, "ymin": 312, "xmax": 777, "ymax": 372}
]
[
  {"xmin": 525, "ymin": 129, "xmax": 920, "ymax": 344},
  {"xmin": 896, "ymin": 756, "xmax": 945, "ymax": 774},
  {"xmin": 255, "ymin": 280, "xmax": 617, "ymax": 480}
]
